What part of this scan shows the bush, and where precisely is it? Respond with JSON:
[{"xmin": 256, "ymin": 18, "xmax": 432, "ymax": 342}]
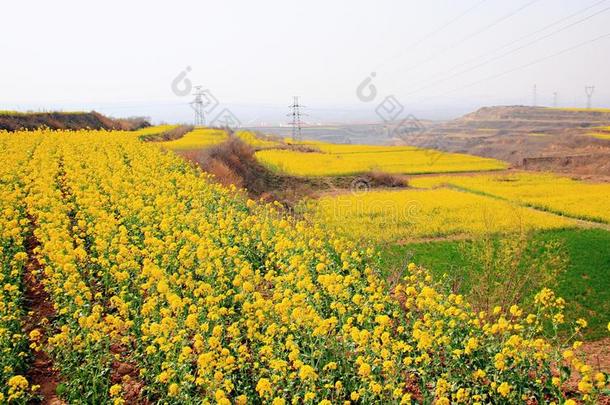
[{"xmin": 458, "ymin": 229, "xmax": 568, "ymax": 313}]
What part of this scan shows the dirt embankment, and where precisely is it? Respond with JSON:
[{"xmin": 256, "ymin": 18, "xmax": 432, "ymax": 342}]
[{"xmin": 0, "ymin": 111, "xmax": 149, "ymax": 131}]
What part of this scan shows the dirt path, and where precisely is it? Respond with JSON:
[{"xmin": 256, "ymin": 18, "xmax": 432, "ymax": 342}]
[
  {"xmin": 23, "ymin": 228, "xmax": 63, "ymax": 405},
  {"xmin": 581, "ymin": 337, "xmax": 610, "ymax": 374}
]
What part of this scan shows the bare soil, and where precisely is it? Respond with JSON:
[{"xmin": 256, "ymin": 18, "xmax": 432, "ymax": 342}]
[{"xmin": 23, "ymin": 227, "xmax": 63, "ymax": 404}]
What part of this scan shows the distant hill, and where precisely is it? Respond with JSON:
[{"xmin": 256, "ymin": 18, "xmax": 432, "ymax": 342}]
[
  {"xmin": 0, "ymin": 111, "xmax": 150, "ymax": 131},
  {"xmin": 401, "ymin": 106, "xmax": 610, "ymax": 176},
  {"xmin": 458, "ymin": 106, "xmax": 610, "ymax": 130}
]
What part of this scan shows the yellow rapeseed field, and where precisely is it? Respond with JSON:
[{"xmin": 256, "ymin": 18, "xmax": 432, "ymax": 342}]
[
  {"xmin": 0, "ymin": 130, "xmax": 606, "ymax": 403},
  {"xmin": 410, "ymin": 172, "xmax": 610, "ymax": 224},
  {"xmin": 255, "ymin": 144, "xmax": 507, "ymax": 176},
  {"xmin": 310, "ymin": 188, "xmax": 575, "ymax": 243}
]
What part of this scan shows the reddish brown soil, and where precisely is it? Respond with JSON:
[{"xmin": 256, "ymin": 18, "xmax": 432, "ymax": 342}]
[
  {"xmin": 581, "ymin": 337, "xmax": 610, "ymax": 374},
  {"xmin": 23, "ymin": 231, "xmax": 63, "ymax": 404}
]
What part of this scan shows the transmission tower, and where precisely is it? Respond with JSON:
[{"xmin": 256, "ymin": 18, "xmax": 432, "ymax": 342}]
[
  {"xmin": 190, "ymin": 86, "xmax": 206, "ymax": 126},
  {"xmin": 287, "ymin": 96, "xmax": 306, "ymax": 141},
  {"xmin": 585, "ymin": 86, "xmax": 595, "ymax": 109},
  {"xmin": 553, "ymin": 92, "xmax": 558, "ymax": 107},
  {"xmin": 532, "ymin": 84, "xmax": 537, "ymax": 107}
]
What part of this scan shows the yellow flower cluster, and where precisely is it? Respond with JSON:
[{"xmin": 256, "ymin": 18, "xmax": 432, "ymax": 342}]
[
  {"xmin": 0, "ymin": 129, "xmax": 606, "ymax": 403},
  {"xmin": 255, "ymin": 143, "xmax": 507, "ymax": 176},
  {"xmin": 309, "ymin": 188, "xmax": 574, "ymax": 242},
  {"xmin": 410, "ymin": 172, "xmax": 610, "ymax": 224}
]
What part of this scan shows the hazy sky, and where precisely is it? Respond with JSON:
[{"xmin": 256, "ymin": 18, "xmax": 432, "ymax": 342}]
[{"xmin": 2, "ymin": 0, "xmax": 610, "ymax": 123}]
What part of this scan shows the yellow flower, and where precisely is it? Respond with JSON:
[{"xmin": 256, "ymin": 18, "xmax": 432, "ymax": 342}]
[
  {"xmin": 299, "ymin": 365, "xmax": 318, "ymax": 381},
  {"xmin": 29, "ymin": 329, "xmax": 41, "ymax": 341},
  {"xmin": 109, "ymin": 384, "xmax": 122, "ymax": 397},
  {"xmin": 168, "ymin": 383, "xmax": 179, "ymax": 397},
  {"xmin": 8, "ymin": 375, "xmax": 29, "ymax": 391},
  {"xmin": 578, "ymin": 379, "xmax": 592, "ymax": 394},
  {"xmin": 455, "ymin": 387, "xmax": 468, "ymax": 402},
  {"xmin": 256, "ymin": 378, "xmax": 272, "ymax": 397},
  {"xmin": 358, "ymin": 362, "xmax": 371, "ymax": 377},
  {"xmin": 497, "ymin": 382, "xmax": 511, "ymax": 397}
]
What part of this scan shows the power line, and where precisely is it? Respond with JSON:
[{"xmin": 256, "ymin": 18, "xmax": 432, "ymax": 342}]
[
  {"xmin": 399, "ymin": 3, "xmax": 610, "ymax": 97},
  {"xmin": 374, "ymin": 0, "xmax": 489, "ymax": 71},
  {"xmin": 433, "ymin": 32, "xmax": 610, "ymax": 100},
  {"xmin": 585, "ymin": 86, "xmax": 595, "ymax": 108},
  {"xmin": 386, "ymin": 0, "xmax": 541, "ymax": 76},
  {"xmin": 533, "ymin": 84, "xmax": 538, "ymax": 107},
  {"xmin": 399, "ymin": 0, "xmax": 610, "ymax": 95}
]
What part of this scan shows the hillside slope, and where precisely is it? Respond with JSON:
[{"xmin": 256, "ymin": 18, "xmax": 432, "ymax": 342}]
[
  {"xmin": 397, "ymin": 106, "xmax": 610, "ymax": 176},
  {"xmin": 0, "ymin": 111, "xmax": 149, "ymax": 131}
]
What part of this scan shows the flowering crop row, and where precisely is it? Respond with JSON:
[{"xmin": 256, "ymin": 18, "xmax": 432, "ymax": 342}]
[
  {"xmin": 0, "ymin": 135, "xmax": 37, "ymax": 403},
  {"xmin": 0, "ymin": 130, "xmax": 607, "ymax": 404}
]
